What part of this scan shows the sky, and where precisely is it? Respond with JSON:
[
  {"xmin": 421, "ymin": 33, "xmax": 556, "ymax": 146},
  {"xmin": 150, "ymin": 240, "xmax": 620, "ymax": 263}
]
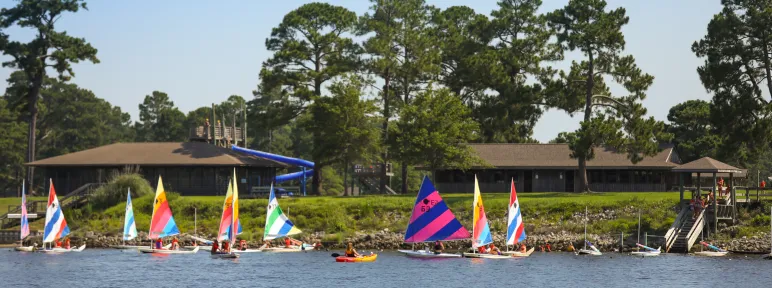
[{"xmin": 0, "ymin": 0, "xmax": 723, "ymax": 143}]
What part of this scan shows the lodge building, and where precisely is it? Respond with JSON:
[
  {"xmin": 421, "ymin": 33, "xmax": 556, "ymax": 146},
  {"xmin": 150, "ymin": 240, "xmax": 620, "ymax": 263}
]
[{"xmin": 434, "ymin": 143, "xmax": 745, "ymax": 193}]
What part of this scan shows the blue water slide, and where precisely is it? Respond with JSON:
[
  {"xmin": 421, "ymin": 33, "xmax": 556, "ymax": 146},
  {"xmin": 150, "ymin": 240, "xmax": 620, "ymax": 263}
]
[
  {"xmin": 232, "ymin": 145, "xmax": 314, "ymax": 168},
  {"xmin": 275, "ymin": 169, "xmax": 315, "ymax": 183}
]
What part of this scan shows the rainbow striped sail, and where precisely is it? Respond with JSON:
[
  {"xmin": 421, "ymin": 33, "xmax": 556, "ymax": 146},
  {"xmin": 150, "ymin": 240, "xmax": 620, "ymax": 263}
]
[
  {"xmin": 506, "ymin": 179, "xmax": 526, "ymax": 245},
  {"xmin": 264, "ymin": 183, "xmax": 302, "ymax": 240},
  {"xmin": 123, "ymin": 189, "xmax": 138, "ymax": 241},
  {"xmin": 230, "ymin": 169, "xmax": 239, "ymax": 245},
  {"xmin": 148, "ymin": 176, "xmax": 180, "ymax": 239},
  {"xmin": 20, "ymin": 180, "xmax": 29, "ymax": 240},
  {"xmin": 404, "ymin": 176, "xmax": 469, "ymax": 243},
  {"xmin": 218, "ymin": 170, "xmax": 242, "ymax": 242},
  {"xmin": 472, "ymin": 175, "xmax": 492, "ymax": 248},
  {"xmin": 43, "ymin": 179, "xmax": 70, "ymax": 243}
]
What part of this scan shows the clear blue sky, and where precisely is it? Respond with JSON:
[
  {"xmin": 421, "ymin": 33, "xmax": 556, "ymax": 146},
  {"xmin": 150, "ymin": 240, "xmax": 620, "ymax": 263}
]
[{"xmin": 0, "ymin": 0, "xmax": 722, "ymax": 143}]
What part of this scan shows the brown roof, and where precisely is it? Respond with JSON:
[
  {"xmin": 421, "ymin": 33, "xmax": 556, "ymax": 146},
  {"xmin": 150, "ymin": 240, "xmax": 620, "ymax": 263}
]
[
  {"xmin": 467, "ymin": 143, "xmax": 679, "ymax": 169},
  {"xmin": 672, "ymin": 157, "xmax": 743, "ymax": 173},
  {"xmin": 26, "ymin": 142, "xmax": 289, "ymax": 167}
]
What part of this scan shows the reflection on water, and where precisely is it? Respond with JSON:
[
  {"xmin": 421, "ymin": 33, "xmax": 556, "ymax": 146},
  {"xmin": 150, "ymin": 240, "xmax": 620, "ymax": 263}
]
[{"xmin": 1, "ymin": 249, "xmax": 771, "ymax": 288}]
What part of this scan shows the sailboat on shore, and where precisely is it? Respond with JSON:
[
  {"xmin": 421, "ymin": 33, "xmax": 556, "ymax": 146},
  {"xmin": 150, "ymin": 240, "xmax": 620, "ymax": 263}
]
[
  {"xmin": 502, "ymin": 179, "xmax": 534, "ymax": 257},
  {"xmin": 630, "ymin": 212, "xmax": 660, "ymax": 257},
  {"xmin": 463, "ymin": 176, "xmax": 511, "ymax": 259},
  {"xmin": 260, "ymin": 183, "xmax": 312, "ymax": 252},
  {"xmin": 139, "ymin": 176, "xmax": 198, "ymax": 254},
  {"xmin": 111, "ymin": 189, "xmax": 141, "ymax": 250},
  {"xmin": 14, "ymin": 180, "xmax": 34, "ymax": 252},
  {"xmin": 397, "ymin": 176, "xmax": 470, "ymax": 258},
  {"xmin": 39, "ymin": 179, "xmax": 85, "ymax": 253},
  {"xmin": 577, "ymin": 206, "xmax": 602, "ymax": 256}
]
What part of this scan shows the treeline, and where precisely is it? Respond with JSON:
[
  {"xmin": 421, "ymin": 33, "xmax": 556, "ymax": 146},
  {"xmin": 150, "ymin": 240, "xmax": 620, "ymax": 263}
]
[{"xmin": 1, "ymin": 0, "xmax": 771, "ymax": 194}]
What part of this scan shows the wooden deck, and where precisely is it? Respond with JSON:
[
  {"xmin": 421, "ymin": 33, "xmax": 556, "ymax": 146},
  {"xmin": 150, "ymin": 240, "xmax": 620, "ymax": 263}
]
[{"xmin": 189, "ymin": 126, "xmax": 243, "ymax": 142}]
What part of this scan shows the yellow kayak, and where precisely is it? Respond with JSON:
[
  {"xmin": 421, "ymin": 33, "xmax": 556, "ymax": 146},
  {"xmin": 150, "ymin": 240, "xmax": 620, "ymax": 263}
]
[{"xmin": 335, "ymin": 253, "xmax": 378, "ymax": 263}]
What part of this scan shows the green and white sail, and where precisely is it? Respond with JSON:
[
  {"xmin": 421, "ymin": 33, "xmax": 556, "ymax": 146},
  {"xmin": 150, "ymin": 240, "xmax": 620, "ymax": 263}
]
[{"xmin": 263, "ymin": 184, "xmax": 302, "ymax": 240}]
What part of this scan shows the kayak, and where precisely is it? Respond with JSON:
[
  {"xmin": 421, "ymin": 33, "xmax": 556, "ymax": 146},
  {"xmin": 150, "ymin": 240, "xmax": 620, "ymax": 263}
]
[
  {"xmin": 503, "ymin": 247, "xmax": 536, "ymax": 257},
  {"xmin": 335, "ymin": 254, "xmax": 378, "ymax": 263},
  {"xmin": 397, "ymin": 250, "xmax": 462, "ymax": 258}
]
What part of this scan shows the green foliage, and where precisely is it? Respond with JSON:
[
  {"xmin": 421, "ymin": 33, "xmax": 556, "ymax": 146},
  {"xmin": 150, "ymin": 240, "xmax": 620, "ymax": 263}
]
[
  {"xmin": 692, "ymin": 0, "xmax": 772, "ymax": 172},
  {"xmin": 548, "ymin": 0, "xmax": 671, "ymax": 191},
  {"xmin": 0, "ymin": 97, "xmax": 25, "ymax": 189},
  {"xmin": 135, "ymin": 91, "xmax": 186, "ymax": 142},
  {"xmin": 391, "ymin": 86, "xmax": 482, "ymax": 177},
  {"xmin": 319, "ymin": 166, "xmax": 344, "ymax": 196},
  {"xmin": 91, "ymin": 173, "xmax": 154, "ymax": 210},
  {"xmin": 666, "ymin": 100, "xmax": 721, "ymax": 162}
]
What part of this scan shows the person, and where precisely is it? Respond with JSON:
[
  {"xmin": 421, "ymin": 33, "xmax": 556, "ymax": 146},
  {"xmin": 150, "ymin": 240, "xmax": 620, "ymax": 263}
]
[
  {"xmin": 761, "ymin": 180, "xmax": 766, "ymax": 189},
  {"xmin": 222, "ymin": 241, "xmax": 230, "ymax": 253},
  {"xmin": 154, "ymin": 238, "xmax": 163, "ymax": 249},
  {"xmin": 171, "ymin": 237, "xmax": 179, "ymax": 250},
  {"xmin": 433, "ymin": 241, "xmax": 445, "ymax": 254},
  {"xmin": 566, "ymin": 243, "xmax": 574, "ymax": 252},
  {"xmin": 211, "ymin": 241, "xmax": 220, "ymax": 254},
  {"xmin": 314, "ymin": 241, "xmax": 323, "ymax": 251},
  {"xmin": 55, "ymin": 240, "xmax": 62, "ymax": 248},
  {"xmin": 240, "ymin": 239, "xmax": 247, "ymax": 251},
  {"xmin": 477, "ymin": 245, "xmax": 487, "ymax": 254},
  {"xmin": 345, "ymin": 242, "xmax": 359, "ymax": 257},
  {"xmin": 539, "ymin": 245, "xmax": 544, "ymax": 252},
  {"xmin": 263, "ymin": 239, "xmax": 272, "ymax": 249},
  {"xmin": 489, "ymin": 243, "xmax": 501, "ymax": 255},
  {"xmin": 64, "ymin": 238, "xmax": 71, "ymax": 249},
  {"xmin": 545, "ymin": 242, "xmax": 552, "ymax": 252},
  {"xmin": 285, "ymin": 237, "xmax": 291, "ymax": 248}
]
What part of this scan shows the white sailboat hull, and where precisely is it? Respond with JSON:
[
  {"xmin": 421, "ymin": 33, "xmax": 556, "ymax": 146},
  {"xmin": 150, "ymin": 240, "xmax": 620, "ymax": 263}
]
[
  {"xmin": 502, "ymin": 247, "xmax": 536, "ymax": 257},
  {"xmin": 14, "ymin": 246, "xmax": 35, "ymax": 252},
  {"xmin": 576, "ymin": 249, "xmax": 602, "ymax": 256},
  {"xmin": 397, "ymin": 250, "xmax": 462, "ymax": 258},
  {"xmin": 631, "ymin": 247, "xmax": 661, "ymax": 257},
  {"xmin": 139, "ymin": 246, "xmax": 200, "ymax": 254},
  {"xmin": 187, "ymin": 245, "xmax": 212, "ymax": 251},
  {"xmin": 38, "ymin": 244, "xmax": 86, "ymax": 253},
  {"xmin": 210, "ymin": 252, "xmax": 240, "ymax": 259},
  {"xmin": 462, "ymin": 252, "xmax": 513, "ymax": 259},
  {"xmin": 693, "ymin": 251, "xmax": 728, "ymax": 257},
  {"xmin": 260, "ymin": 245, "xmax": 309, "ymax": 252}
]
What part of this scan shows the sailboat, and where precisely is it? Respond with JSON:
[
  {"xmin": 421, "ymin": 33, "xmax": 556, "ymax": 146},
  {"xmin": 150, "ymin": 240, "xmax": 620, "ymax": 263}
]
[
  {"xmin": 694, "ymin": 213, "xmax": 728, "ymax": 257},
  {"xmin": 212, "ymin": 170, "xmax": 241, "ymax": 258},
  {"xmin": 139, "ymin": 176, "xmax": 198, "ymax": 254},
  {"xmin": 502, "ymin": 179, "xmax": 534, "ymax": 257},
  {"xmin": 112, "ymin": 189, "xmax": 142, "ymax": 250},
  {"xmin": 577, "ymin": 206, "xmax": 602, "ymax": 256},
  {"xmin": 261, "ymin": 183, "xmax": 312, "ymax": 252},
  {"xmin": 397, "ymin": 176, "xmax": 470, "ymax": 258},
  {"xmin": 630, "ymin": 211, "xmax": 660, "ymax": 257},
  {"xmin": 14, "ymin": 180, "xmax": 34, "ymax": 252},
  {"xmin": 39, "ymin": 179, "xmax": 86, "ymax": 253},
  {"xmin": 463, "ymin": 176, "xmax": 510, "ymax": 259}
]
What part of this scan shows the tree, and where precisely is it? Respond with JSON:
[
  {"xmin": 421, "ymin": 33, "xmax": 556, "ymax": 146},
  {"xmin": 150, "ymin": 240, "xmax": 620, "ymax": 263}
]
[
  {"xmin": 301, "ymin": 75, "xmax": 381, "ymax": 195},
  {"xmin": 548, "ymin": 0, "xmax": 671, "ymax": 192},
  {"xmin": 549, "ymin": 132, "xmax": 576, "ymax": 144},
  {"xmin": 391, "ymin": 86, "xmax": 481, "ymax": 180},
  {"xmin": 666, "ymin": 100, "xmax": 721, "ymax": 162},
  {"xmin": 185, "ymin": 106, "xmax": 212, "ymax": 132},
  {"xmin": 261, "ymin": 2, "xmax": 361, "ymax": 194},
  {"xmin": 474, "ymin": 0, "xmax": 561, "ymax": 143},
  {"xmin": 692, "ymin": 0, "xmax": 772, "ymax": 168},
  {"xmin": 0, "ymin": 97, "xmax": 26, "ymax": 193},
  {"xmin": 136, "ymin": 91, "xmax": 186, "ymax": 142},
  {"xmin": 0, "ymin": 0, "xmax": 99, "ymax": 190}
]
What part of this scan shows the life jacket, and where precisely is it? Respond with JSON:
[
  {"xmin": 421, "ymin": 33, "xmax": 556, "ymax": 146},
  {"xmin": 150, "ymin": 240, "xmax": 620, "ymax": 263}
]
[
  {"xmin": 520, "ymin": 244, "xmax": 527, "ymax": 253},
  {"xmin": 477, "ymin": 246, "xmax": 486, "ymax": 254},
  {"xmin": 222, "ymin": 241, "xmax": 230, "ymax": 252},
  {"xmin": 155, "ymin": 240, "xmax": 162, "ymax": 249},
  {"xmin": 434, "ymin": 242, "xmax": 442, "ymax": 251},
  {"xmin": 285, "ymin": 238, "xmax": 291, "ymax": 248},
  {"xmin": 65, "ymin": 239, "xmax": 71, "ymax": 249},
  {"xmin": 55, "ymin": 241, "xmax": 62, "ymax": 248},
  {"xmin": 240, "ymin": 240, "xmax": 246, "ymax": 250},
  {"xmin": 345, "ymin": 247, "xmax": 355, "ymax": 257}
]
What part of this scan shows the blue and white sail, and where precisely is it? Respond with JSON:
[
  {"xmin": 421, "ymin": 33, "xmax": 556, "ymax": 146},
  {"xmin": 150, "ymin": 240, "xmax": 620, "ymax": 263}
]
[
  {"xmin": 263, "ymin": 184, "xmax": 302, "ymax": 240},
  {"xmin": 123, "ymin": 189, "xmax": 138, "ymax": 241},
  {"xmin": 43, "ymin": 179, "xmax": 70, "ymax": 243}
]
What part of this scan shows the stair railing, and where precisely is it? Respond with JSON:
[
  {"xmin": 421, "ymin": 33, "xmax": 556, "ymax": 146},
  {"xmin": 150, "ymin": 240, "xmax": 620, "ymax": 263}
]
[
  {"xmin": 665, "ymin": 202, "xmax": 689, "ymax": 252},
  {"xmin": 685, "ymin": 209, "xmax": 706, "ymax": 252}
]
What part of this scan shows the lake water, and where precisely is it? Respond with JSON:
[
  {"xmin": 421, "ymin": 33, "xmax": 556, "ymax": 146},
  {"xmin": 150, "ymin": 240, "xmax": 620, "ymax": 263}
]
[{"xmin": 1, "ymin": 249, "xmax": 770, "ymax": 287}]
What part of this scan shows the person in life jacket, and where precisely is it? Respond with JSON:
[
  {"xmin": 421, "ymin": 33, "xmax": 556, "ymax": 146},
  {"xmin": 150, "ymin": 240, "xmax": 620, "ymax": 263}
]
[
  {"xmin": 155, "ymin": 238, "xmax": 163, "ymax": 249},
  {"xmin": 263, "ymin": 239, "xmax": 272, "ymax": 248},
  {"xmin": 222, "ymin": 241, "xmax": 230, "ymax": 253},
  {"xmin": 55, "ymin": 240, "xmax": 62, "ymax": 248},
  {"xmin": 284, "ymin": 237, "xmax": 291, "ymax": 248},
  {"xmin": 64, "ymin": 238, "xmax": 71, "ymax": 249},
  {"xmin": 489, "ymin": 243, "xmax": 502, "ymax": 255},
  {"xmin": 211, "ymin": 242, "xmax": 219, "ymax": 254},
  {"xmin": 433, "ymin": 241, "xmax": 445, "ymax": 254},
  {"xmin": 240, "ymin": 239, "xmax": 247, "ymax": 251},
  {"xmin": 171, "ymin": 237, "xmax": 179, "ymax": 250},
  {"xmin": 545, "ymin": 242, "xmax": 552, "ymax": 252},
  {"xmin": 520, "ymin": 243, "xmax": 528, "ymax": 253},
  {"xmin": 566, "ymin": 243, "xmax": 575, "ymax": 252},
  {"xmin": 345, "ymin": 242, "xmax": 359, "ymax": 257},
  {"xmin": 477, "ymin": 245, "xmax": 487, "ymax": 254},
  {"xmin": 314, "ymin": 241, "xmax": 323, "ymax": 251}
]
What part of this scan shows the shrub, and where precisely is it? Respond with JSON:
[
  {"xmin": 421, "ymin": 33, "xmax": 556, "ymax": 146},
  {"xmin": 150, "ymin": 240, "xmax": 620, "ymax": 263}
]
[{"xmin": 91, "ymin": 173, "xmax": 153, "ymax": 209}]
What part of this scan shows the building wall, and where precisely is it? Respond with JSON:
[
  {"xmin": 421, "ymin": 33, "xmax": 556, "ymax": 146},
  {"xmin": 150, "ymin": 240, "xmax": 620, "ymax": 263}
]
[{"xmin": 43, "ymin": 166, "xmax": 277, "ymax": 196}]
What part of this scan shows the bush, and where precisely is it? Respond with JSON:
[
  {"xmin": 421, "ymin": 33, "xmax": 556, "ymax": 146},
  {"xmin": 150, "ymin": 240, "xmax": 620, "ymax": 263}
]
[{"xmin": 91, "ymin": 173, "xmax": 154, "ymax": 209}]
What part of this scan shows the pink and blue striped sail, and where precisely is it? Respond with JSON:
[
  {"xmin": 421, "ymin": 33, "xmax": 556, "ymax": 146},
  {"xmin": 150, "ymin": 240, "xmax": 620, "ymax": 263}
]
[
  {"xmin": 506, "ymin": 179, "xmax": 526, "ymax": 245},
  {"xmin": 404, "ymin": 176, "xmax": 470, "ymax": 243},
  {"xmin": 20, "ymin": 180, "xmax": 29, "ymax": 240},
  {"xmin": 43, "ymin": 180, "xmax": 70, "ymax": 243}
]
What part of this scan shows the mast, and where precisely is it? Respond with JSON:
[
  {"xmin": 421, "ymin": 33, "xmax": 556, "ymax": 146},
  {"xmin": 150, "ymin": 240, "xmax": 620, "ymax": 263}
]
[
  {"xmin": 194, "ymin": 207, "xmax": 197, "ymax": 236},
  {"xmin": 637, "ymin": 211, "xmax": 641, "ymax": 244},
  {"xmin": 584, "ymin": 206, "xmax": 587, "ymax": 250}
]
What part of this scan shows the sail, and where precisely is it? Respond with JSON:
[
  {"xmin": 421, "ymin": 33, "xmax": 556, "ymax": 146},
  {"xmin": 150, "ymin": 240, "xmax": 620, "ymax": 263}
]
[
  {"xmin": 472, "ymin": 175, "xmax": 493, "ymax": 248},
  {"xmin": 263, "ymin": 183, "xmax": 301, "ymax": 240},
  {"xmin": 43, "ymin": 179, "xmax": 70, "ymax": 243},
  {"xmin": 20, "ymin": 180, "xmax": 29, "ymax": 240},
  {"xmin": 218, "ymin": 179, "xmax": 235, "ymax": 242},
  {"xmin": 404, "ymin": 176, "xmax": 470, "ymax": 243},
  {"xmin": 230, "ymin": 169, "xmax": 239, "ymax": 245},
  {"xmin": 506, "ymin": 179, "xmax": 526, "ymax": 245},
  {"xmin": 123, "ymin": 189, "xmax": 138, "ymax": 241},
  {"xmin": 148, "ymin": 176, "xmax": 180, "ymax": 239}
]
